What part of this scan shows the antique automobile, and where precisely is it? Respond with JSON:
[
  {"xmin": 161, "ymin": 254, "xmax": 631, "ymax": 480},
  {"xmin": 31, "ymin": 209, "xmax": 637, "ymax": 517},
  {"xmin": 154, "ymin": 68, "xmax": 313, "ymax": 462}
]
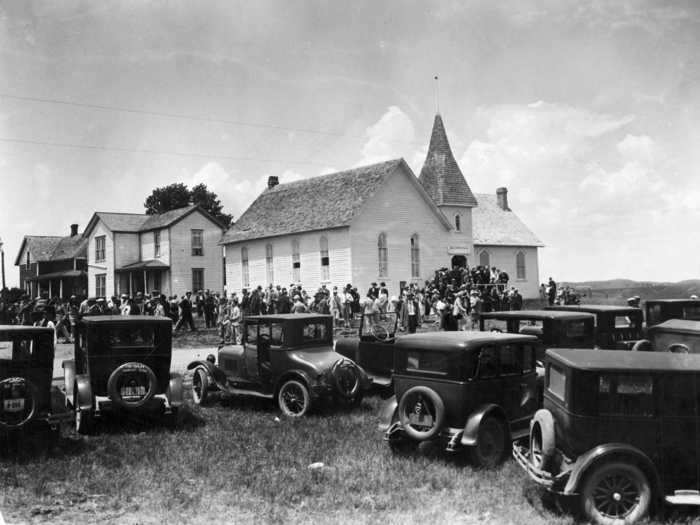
[
  {"xmin": 633, "ymin": 319, "xmax": 700, "ymax": 353},
  {"xmin": 0, "ymin": 326, "xmax": 69, "ymax": 440},
  {"xmin": 545, "ymin": 304, "xmax": 644, "ymax": 349},
  {"xmin": 335, "ymin": 311, "xmax": 398, "ymax": 393},
  {"xmin": 379, "ymin": 331, "xmax": 539, "ymax": 467},
  {"xmin": 645, "ymin": 299, "xmax": 700, "ymax": 328},
  {"xmin": 513, "ymin": 348, "xmax": 700, "ymax": 524},
  {"xmin": 63, "ymin": 315, "xmax": 183, "ymax": 434},
  {"xmin": 188, "ymin": 314, "xmax": 371, "ymax": 417}
]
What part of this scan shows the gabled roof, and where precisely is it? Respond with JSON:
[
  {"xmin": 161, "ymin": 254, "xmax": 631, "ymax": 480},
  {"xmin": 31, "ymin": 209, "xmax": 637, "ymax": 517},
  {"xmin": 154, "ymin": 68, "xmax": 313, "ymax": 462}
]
[
  {"xmin": 14, "ymin": 235, "xmax": 87, "ymax": 266},
  {"xmin": 220, "ymin": 159, "xmax": 450, "ymax": 245},
  {"xmin": 472, "ymin": 193, "xmax": 544, "ymax": 247},
  {"xmin": 418, "ymin": 114, "xmax": 478, "ymax": 207}
]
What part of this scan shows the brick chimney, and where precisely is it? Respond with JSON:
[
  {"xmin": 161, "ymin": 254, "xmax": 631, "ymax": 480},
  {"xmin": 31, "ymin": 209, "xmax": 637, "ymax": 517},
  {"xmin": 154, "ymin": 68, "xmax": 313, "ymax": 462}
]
[
  {"xmin": 70, "ymin": 224, "xmax": 79, "ymax": 236},
  {"xmin": 496, "ymin": 187, "xmax": 510, "ymax": 211},
  {"xmin": 267, "ymin": 176, "xmax": 279, "ymax": 189}
]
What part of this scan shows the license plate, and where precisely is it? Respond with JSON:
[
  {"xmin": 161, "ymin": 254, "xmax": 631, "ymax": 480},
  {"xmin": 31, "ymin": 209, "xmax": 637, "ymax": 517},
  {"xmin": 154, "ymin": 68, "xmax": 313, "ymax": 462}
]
[
  {"xmin": 121, "ymin": 386, "xmax": 146, "ymax": 398},
  {"xmin": 409, "ymin": 413, "xmax": 433, "ymax": 427},
  {"xmin": 3, "ymin": 399, "xmax": 25, "ymax": 412}
]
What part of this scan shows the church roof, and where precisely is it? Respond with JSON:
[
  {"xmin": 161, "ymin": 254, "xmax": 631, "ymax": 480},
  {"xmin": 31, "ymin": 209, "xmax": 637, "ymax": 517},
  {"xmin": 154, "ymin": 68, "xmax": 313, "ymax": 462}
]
[
  {"xmin": 221, "ymin": 159, "xmax": 427, "ymax": 244},
  {"xmin": 472, "ymin": 194, "xmax": 544, "ymax": 247},
  {"xmin": 418, "ymin": 114, "xmax": 478, "ymax": 207}
]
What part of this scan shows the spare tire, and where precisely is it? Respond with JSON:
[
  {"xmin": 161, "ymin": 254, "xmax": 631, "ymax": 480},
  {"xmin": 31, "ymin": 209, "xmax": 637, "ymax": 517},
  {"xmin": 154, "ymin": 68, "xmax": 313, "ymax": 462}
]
[
  {"xmin": 398, "ymin": 386, "xmax": 445, "ymax": 441},
  {"xmin": 0, "ymin": 377, "xmax": 37, "ymax": 429},
  {"xmin": 530, "ymin": 409, "xmax": 556, "ymax": 472},
  {"xmin": 631, "ymin": 339, "xmax": 652, "ymax": 352},
  {"xmin": 331, "ymin": 359, "xmax": 361, "ymax": 400},
  {"xmin": 107, "ymin": 362, "xmax": 158, "ymax": 409}
]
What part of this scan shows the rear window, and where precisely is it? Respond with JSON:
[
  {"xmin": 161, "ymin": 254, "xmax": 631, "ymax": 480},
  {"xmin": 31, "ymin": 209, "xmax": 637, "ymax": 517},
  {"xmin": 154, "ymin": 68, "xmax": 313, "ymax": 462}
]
[
  {"xmin": 548, "ymin": 364, "xmax": 566, "ymax": 401},
  {"xmin": 302, "ymin": 322, "xmax": 328, "ymax": 343},
  {"xmin": 683, "ymin": 306, "xmax": 700, "ymax": 321},
  {"xmin": 614, "ymin": 316, "xmax": 633, "ymax": 329},
  {"xmin": 0, "ymin": 337, "xmax": 35, "ymax": 360},
  {"xmin": 406, "ymin": 350, "xmax": 449, "ymax": 375},
  {"xmin": 565, "ymin": 320, "xmax": 587, "ymax": 338},
  {"xmin": 598, "ymin": 374, "xmax": 654, "ymax": 417},
  {"xmin": 100, "ymin": 326, "xmax": 155, "ymax": 347}
]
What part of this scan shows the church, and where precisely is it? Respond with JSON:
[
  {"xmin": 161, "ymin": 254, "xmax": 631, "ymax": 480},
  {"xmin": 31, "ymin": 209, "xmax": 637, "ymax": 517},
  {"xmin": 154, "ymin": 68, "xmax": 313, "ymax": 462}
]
[{"xmin": 220, "ymin": 114, "xmax": 543, "ymax": 298}]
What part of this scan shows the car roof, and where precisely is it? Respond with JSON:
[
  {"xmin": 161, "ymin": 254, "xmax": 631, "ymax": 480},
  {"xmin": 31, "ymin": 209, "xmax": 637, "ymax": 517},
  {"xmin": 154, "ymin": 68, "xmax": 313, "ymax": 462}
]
[
  {"xmin": 547, "ymin": 347, "xmax": 700, "ymax": 372},
  {"xmin": 79, "ymin": 315, "xmax": 172, "ymax": 324},
  {"xmin": 646, "ymin": 299, "xmax": 700, "ymax": 305},
  {"xmin": 648, "ymin": 319, "xmax": 700, "ymax": 335},
  {"xmin": 0, "ymin": 325, "xmax": 54, "ymax": 335},
  {"xmin": 546, "ymin": 305, "xmax": 642, "ymax": 315},
  {"xmin": 245, "ymin": 314, "xmax": 332, "ymax": 321},
  {"xmin": 480, "ymin": 310, "xmax": 594, "ymax": 321},
  {"xmin": 395, "ymin": 331, "xmax": 539, "ymax": 352}
]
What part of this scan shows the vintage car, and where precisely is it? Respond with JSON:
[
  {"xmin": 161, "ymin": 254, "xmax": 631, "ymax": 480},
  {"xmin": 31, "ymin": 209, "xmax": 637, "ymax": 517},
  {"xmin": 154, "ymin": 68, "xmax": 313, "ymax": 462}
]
[
  {"xmin": 188, "ymin": 314, "xmax": 371, "ymax": 417},
  {"xmin": 63, "ymin": 315, "xmax": 183, "ymax": 434},
  {"xmin": 645, "ymin": 299, "xmax": 700, "ymax": 327},
  {"xmin": 335, "ymin": 311, "xmax": 398, "ymax": 392},
  {"xmin": 0, "ymin": 326, "xmax": 69, "ymax": 440},
  {"xmin": 514, "ymin": 348, "xmax": 700, "ymax": 524},
  {"xmin": 633, "ymin": 319, "xmax": 700, "ymax": 353},
  {"xmin": 379, "ymin": 331, "xmax": 539, "ymax": 467},
  {"xmin": 545, "ymin": 304, "xmax": 644, "ymax": 349}
]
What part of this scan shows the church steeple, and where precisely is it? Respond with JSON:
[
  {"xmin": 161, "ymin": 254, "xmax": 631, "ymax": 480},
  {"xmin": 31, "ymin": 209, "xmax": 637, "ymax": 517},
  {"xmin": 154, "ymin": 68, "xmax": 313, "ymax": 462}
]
[{"xmin": 418, "ymin": 114, "xmax": 478, "ymax": 207}]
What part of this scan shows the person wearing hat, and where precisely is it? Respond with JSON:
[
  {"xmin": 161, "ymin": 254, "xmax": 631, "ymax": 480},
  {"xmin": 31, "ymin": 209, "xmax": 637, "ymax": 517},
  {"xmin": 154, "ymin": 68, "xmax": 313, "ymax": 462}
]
[
  {"xmin": 626, "ymin": 296, "xmax": 641, "ymax": 308},
  {"xmin": 469, "ymin": 290, "xmax": 483, "ymax": 330},
  {"xmin": 174, "ymin": 291, "xmax": 196, "ymax": 332},
  {"xmin": 291, "ymin": 295, "xmax": 306, "ymax": 314},
  {"xmin": 367, "ymin": 282, "xmax": 379, "ymax": 300}
]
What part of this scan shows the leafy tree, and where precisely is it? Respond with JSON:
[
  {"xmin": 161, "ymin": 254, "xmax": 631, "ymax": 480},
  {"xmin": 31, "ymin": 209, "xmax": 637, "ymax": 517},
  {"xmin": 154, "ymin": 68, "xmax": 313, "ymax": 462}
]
[{"xmin": 144, "ymin": 183, "xmax": 233, "ymax": 227}]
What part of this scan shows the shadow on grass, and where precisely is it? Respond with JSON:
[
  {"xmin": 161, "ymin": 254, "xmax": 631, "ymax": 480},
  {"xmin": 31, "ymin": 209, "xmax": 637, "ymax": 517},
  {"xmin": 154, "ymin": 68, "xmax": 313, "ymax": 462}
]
[
  {"xmin": 80, "ymin": 404, "xmax": 206, "ymax": 436},
  {"xmin": 0, "ymin": 427, "xmax": 93, "ymax": 463}
]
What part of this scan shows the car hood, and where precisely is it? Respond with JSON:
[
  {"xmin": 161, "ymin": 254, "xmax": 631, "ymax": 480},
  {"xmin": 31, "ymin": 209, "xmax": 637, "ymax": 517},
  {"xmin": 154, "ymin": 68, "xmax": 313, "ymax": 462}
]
[{"xmin": 288, "ymin": 348, "xmax": 347, "ymax": 372}]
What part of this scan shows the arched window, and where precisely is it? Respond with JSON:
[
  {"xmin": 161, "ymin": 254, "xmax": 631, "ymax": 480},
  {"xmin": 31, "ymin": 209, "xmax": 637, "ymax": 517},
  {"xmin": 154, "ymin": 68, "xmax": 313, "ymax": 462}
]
[
  {"xmin": 241, "ymin": 247, "xmax": 250, "ymax": 288},
  {"xmin": 377, "ymin": 233, "xmax": 388, "ymax": 277},
  {"xmin": 410, "ymin": 234, "xmax": 420, "ymax": 278},
  {"xmin": 516, "ymin": 251, "xmax": 526, "ymax": 279},
  {"xmin": 292, "ymin": 239, "xmax": 301, "ymax": 283},
  {"xmin": 455, "ymin": 214, "xmax": 461, "ymax": 232},
  {"xmin": 320, "ymin": 236, "xmax": 330, "ymax": 281},
  {"xmin": 266, "ymin": 244, "xmax": 274, "ymax": 285},
  {"xmin": 479, "ymin": 250, "xmax": 490, "ymax": 268}
]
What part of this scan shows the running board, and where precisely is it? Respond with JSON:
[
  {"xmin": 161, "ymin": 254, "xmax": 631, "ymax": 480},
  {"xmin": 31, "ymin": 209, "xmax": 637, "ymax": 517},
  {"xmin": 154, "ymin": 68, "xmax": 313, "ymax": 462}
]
[
  {"xmin": 666, "ymin": 491, "xmax": 700, "ymax": 505},
  {"xmin": 225, "ymin": 387, "xmax": 274, "ymax": 400}
]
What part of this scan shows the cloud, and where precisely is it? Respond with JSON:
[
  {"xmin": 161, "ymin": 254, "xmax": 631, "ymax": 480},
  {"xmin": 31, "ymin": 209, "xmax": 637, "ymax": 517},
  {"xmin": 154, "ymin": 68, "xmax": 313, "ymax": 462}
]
[{"xmin": 357, "ymin": 106, "xmax": 416, "ymax": 167}]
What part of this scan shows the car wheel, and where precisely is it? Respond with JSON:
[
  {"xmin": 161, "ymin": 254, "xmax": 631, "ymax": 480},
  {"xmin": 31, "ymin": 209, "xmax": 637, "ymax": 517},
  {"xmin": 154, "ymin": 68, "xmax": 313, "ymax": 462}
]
[
  {"xmin": 397, "ymin": 386, "xmax": 445, "ymax": 441},
  {"xmin": 74, "ymin": 390, "xmax": 93, "ymax": 435},
  {"xmin": 581, "ymin": 461, "xmax": 651, "ymax": 525},
  {"xmin": 469, "ymin": 416, "xmax": 507, "ymax": 468},
  {"xmin": 191, "ymin": 368, "xmax": 210, "ymax": 406},
  {"xmin": 277, "ymin": 379, "xmax": 311, "ymax": 417}
]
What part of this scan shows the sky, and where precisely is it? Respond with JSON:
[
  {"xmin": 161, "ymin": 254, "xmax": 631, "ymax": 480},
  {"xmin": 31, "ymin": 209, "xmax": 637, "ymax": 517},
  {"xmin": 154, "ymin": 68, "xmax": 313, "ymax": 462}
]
[{"xmin": 1, "ymin": 0, "xmax": 699, "ymax": 286}]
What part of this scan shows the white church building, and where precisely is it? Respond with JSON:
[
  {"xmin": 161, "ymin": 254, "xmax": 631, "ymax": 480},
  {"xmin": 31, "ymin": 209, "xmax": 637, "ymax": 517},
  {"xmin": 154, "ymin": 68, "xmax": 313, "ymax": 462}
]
[{"xmin": 220, "ymin": 114, "xmax": 543, "ymax": 298}]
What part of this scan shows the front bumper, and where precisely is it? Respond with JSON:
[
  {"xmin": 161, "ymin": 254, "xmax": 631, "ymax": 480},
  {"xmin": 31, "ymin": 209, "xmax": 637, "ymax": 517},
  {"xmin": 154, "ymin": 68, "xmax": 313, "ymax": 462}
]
[{"xmin": 512, "ymin": 438, "xmax": 573, "ymax": 494}]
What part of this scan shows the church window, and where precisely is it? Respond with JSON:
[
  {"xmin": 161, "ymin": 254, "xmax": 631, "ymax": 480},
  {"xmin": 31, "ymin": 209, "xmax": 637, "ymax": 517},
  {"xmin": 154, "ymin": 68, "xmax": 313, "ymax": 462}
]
[
  {"xmin": 479, "ymin": 250, "xmax": 490, "ymax": 268},
  {"xmin": 241, "ymin": 247, "xmax": 250, "ymax": 288},
  {"xmin": 292, "ymin": 239, "xmax": 301, "ymax": 282},
  {"xmin": 378, "ymin": 233, "xmax": 388, "ymax": 277},
  {"xmin": 410, "ymin": 234, "xmax": 420, "ymax": 278},
  {"xmin": 455, "ymin": 214, "xmax": 461, "ymax": 232},
  {"xmin": 266, "ymin": 244, "xmax": 274, "ymax": 285},
  {"xmin": 320, "ymin": 236, "xmax": 330, "ymax": 281},
  {"xmin": 516, "ymin": 251, "xmax": 526, "ymax": 279}
]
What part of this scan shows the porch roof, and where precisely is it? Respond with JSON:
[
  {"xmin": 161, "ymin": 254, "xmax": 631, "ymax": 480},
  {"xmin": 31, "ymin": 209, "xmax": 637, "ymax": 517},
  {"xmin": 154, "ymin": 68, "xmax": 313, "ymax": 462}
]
[
  {"xmin": 115, "ymin": 260, "xmax": 170, "ymax": 272},
  {"xmin": 26, "ymin": 269, "xmax": 86, "ymax": 281}
]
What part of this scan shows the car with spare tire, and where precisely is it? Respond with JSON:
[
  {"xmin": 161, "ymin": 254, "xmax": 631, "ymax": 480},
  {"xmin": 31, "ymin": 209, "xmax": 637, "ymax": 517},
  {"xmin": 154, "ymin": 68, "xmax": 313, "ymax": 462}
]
[
  {"xmin": 378, "ymin": 331, "xmax": 539, "ymax": 467},
  {"xmin": 513, "ymin": 348, "xmax": 700, "ymax": 524},
  {"xmin": 62, "ymin": 315, "xmax": 183, "ymax": 434},
  {"xmin": 188, "ymin": 313, "xmax": 371, "ymax": 417}
]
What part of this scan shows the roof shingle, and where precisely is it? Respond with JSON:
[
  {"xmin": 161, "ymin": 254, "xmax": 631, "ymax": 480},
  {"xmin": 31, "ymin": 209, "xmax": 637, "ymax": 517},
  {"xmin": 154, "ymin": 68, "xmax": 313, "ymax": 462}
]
[{"xmin": 472, "ymin": 193, "xmax": 543, "ymax": 247}]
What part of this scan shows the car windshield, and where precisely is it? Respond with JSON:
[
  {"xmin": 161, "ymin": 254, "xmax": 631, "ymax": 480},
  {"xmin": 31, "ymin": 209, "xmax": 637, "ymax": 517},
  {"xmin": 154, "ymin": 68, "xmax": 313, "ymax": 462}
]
[{"xmin": 361, "ymin": 312, "xmax": 398, "ymax": 336}]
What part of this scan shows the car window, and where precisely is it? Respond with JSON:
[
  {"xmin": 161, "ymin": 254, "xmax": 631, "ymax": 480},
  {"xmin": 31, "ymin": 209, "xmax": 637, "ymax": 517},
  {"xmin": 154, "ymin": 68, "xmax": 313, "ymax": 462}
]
[
  {"xmin": 518, "ymin": 320, "xmax": 543, "ymax": 335},
  {"xmin": 662, "ymin": 375, "xmax": 696, "ymax": 416},
  {"xmin": 548, "ymin": 364, "xmax": 566, "ymax": 401},
  {"xmin": 598, "ymin": 374, "xmax": 654, "ymax": 417},
  {"xmin": 405, "ymin": 350, "xmax": 449, "ymax": 375},
  {"xmin": 259, "ymin": 323, "xmax": 271, "ymax": 341},
  {"xmin": 104, "ymin": 326, "xmax": 155, "ymax": 347},
  {"xmin": 499, "ymin": 344, "xmax": 521, "ymax": 375},
  {"xmin": 246, "ymin": 323, "xmax": 258, "ymax": 344},
  {"xmin": 647, "ymin": 304, "xmax": 661, "ymax": 326},
  {"xmin": 0, "ymin": 337, "xmax": 34, "ymax": 360},
  {"xmin": 478, "ymin": 346, "xmax": 499, "ymax": 379},
  {"xmin": 482, "ymin": 318, "xmax": 508, "ymax": 333},
  {"xmin": 683, "ymin": 306, "xmax": 700, "ymax": 321},
  {"xmin": 614, "ymin": 316, "xmax": 633, "ymax": 329},
  {"xmin": 564, "ymin": 320, "xmax": 587, "ymax": 339},
  {"xmin": 522, "ymin": 344, "xmax": 535, "ymax": 373},
  {"xmin": 302, "ymin": 322, "xmax": 328, "ymax": 343},
  {"xmin": 270, "ymin": 323, "xmax": 284, "ymax": 346}
]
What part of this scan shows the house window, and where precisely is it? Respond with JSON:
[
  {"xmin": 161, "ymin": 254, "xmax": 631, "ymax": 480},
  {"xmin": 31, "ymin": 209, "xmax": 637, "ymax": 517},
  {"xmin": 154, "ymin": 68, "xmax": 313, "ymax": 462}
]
[
  {"xmin": 191, "ymin": 229, "xmax": 203, "ymax": 256},
  {"xmin": 192, "ymin": 268, "xmax": 204, "ymax": 292},
  {"xmin": 26, "ymin": 252, "xmax": 30, "ymax": 267},
  {"xmin": 377, "ymin": 233, "xmax": 388, "ymax": 278},
  {"xmin": 153, "ymin": 272, "xmax": 161, "ymax": 292},
  {"xmin": 95, "ymin": 236, "xmax": 106, "ymax": 262},
  {"xmin": 320, "ymin": 236, "xmax": 330, "ymax": 281},
  {"xmin": 410, "ymin": 234, "xmax": 420, "ymax": 278},
  {"xmin": 241, "ymin": 247, "xmax": 250, "ymax": 288},
  {"xmin": 292, "ymin": 239, "xmax": 301, "ymax": 282},
  {"xmin": 154, "ymin": 231, "xmax": 161, "ymax": 258},
  {"xmin": 95, "ymin": 274, "xmax": 106, "ymax": 297},
  {"xmin": 266, "ymin": 244, "xmax": 274, "ymax": 285},
  {"xmin": 455, "ymin": 214, "xmax": 461, "ymax": 232},
  {"xmin": 516, "ymin": 251, "xmax": 526, "ymax": 279},
  {"xmin": 479, "ymin": 250, "xmax": 490, "ymax": 267}
]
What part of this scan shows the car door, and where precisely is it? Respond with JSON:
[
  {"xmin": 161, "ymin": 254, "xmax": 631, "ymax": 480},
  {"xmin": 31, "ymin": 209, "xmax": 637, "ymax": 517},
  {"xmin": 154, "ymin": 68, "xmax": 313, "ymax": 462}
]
[{"xmin": 499, "ymin": 343, "xmax": 537, "ymax": 437}]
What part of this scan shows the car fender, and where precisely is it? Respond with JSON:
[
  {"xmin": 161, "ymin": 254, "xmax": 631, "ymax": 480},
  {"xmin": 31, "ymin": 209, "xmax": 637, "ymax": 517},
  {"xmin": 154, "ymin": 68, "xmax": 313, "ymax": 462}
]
[
  {"xmin": 74, "ymin": 374, "xmax": 93, "ymax": 412},
  {"xmin": 378, "ymin": 395, "xmax": 398, "ymax": 431},
  {"xmin": 461, "ymin": 404, "xmax": 507, "ymax": 447},
  {"xmin": 563, "ymin": 443, "xmax": 661, "ymax": 496},
  {"xmin": 275, "ymin": 369, "xmax": 316, "ymax": 396},
  {"xmin": 335, "ymin": 339, "xmax": 360, "ymax": 362},
  {"xmin": 187, "ymin": 360, "xmax": 228, "ymax": 390},
  {"xmin": 62, "ymin": 360, "xmax": 76, "ymax": 401},
  {"xmin": 167, "ymin": 372, "xmax": 184, "ymax": 407}
]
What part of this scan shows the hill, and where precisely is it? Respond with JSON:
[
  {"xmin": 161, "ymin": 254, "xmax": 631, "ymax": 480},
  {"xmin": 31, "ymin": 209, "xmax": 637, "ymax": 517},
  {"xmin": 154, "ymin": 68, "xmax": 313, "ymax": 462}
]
[{"xmin": 560, "ymin": 279, "xmax": 700, "ymax": 304}]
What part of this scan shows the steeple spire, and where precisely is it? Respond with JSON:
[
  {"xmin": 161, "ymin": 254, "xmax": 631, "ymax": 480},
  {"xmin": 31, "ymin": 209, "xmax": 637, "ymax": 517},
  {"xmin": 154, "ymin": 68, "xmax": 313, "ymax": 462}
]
[{"xmin": 418, "ymin": 114, "xmax": 478, "ymax": 207}]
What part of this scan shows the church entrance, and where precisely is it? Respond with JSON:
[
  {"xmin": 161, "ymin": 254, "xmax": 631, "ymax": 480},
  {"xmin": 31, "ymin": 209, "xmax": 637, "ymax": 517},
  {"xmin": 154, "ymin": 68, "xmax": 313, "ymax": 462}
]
[{"xmin": 451, "ymin": 255, "xmax": 467, "ymax": 269}]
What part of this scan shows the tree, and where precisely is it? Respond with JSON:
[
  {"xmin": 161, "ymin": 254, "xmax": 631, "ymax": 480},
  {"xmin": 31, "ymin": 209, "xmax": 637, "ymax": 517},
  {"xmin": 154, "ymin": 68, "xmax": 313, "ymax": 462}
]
[{"xmin": 144, "ymin": 183, "xmax": 233, "ymax": 227}]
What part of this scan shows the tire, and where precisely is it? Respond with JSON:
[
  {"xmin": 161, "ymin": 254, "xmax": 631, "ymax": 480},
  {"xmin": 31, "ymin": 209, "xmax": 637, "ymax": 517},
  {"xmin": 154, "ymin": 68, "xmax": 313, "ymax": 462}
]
[
  {"xmin": 107, "ymin": 362, "xmax": 158, "ymax": 409},
  {"xmin": 580, "ymin": 461, "xmax": 651, "ymax": 525},
  {"xmin": 530, "ymin": 410, "xmax": 556, "ymax": 472},
  {"xmin": 0, "ymin": 377, "xmax": 37, "ymax": 430},
  {"xmin": 191, "ymin": 368, "xmax": 210, "ymax": 406},
  {"xmin": 74, "ymin": 389, "xmax": 94, "ymax": 435},
  {"xmin": 278, "ymin": 379, "xmax": 311, "ymax": 417},
  {"xmin": 468, "ymin": 416, "xmax": 507, "ymax": 468},
  {"xmin": 397, "ymin": 386, "xmax": 445, "ymax": 441},
  {"xmin": 331, "ymin": 360, "xmax": 361, "ymax": 401},
  {"xmin": 631, "ymin": 339, "xmax": 652, "ymax": 352}
]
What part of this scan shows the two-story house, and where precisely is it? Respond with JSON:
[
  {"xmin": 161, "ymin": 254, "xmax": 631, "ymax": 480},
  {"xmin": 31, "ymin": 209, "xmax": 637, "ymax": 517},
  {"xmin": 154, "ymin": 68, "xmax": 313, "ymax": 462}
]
[
  {"xmin": 14, "ymin": 224, "xmax": 88, "ymax": 299},
  {"xmin": 82, "ymin": 205, "xmax": 225, "ymax": 298}
]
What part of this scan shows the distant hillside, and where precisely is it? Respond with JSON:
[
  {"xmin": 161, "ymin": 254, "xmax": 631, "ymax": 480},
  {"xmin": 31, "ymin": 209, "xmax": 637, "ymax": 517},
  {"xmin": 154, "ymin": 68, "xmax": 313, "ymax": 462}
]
[{"xmin": 560, "ymin": 279, "xmax": 700, "ymax": 304}]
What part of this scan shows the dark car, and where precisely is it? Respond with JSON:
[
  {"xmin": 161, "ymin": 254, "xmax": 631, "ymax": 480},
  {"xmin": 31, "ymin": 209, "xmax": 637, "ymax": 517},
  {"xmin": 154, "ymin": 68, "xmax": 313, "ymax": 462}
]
[
  {"xmin": 63, "ymin": 316, "xmax": 183, "ymax": 434},
  {"xmin": 188, "ymin": 314, "xmax": 371, "ymax": 417},
  {"xmin": 335, "ymin": 311, "xmax": 398, "ymax": 392},
  {"xmin": 545, "ymin": 304, "xmax": 644, "ymax": 349},
  {"xmin": 378, "ymin": 331, "xmax": 539, "ymax": 467},
  {"xmin": 514, "ymin": 348, "xmax": 700, "ymax": 524},
  {"xmin": 0, "ymin": 326, "xmax": 69, "ymax": 439},
  {"xmin": 637, "ymin": 319, "xmax": 700, "ymax": 354},
  {"xmin": 645, "ymin": 299, "xmax": 700, "ymax": 327}
]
